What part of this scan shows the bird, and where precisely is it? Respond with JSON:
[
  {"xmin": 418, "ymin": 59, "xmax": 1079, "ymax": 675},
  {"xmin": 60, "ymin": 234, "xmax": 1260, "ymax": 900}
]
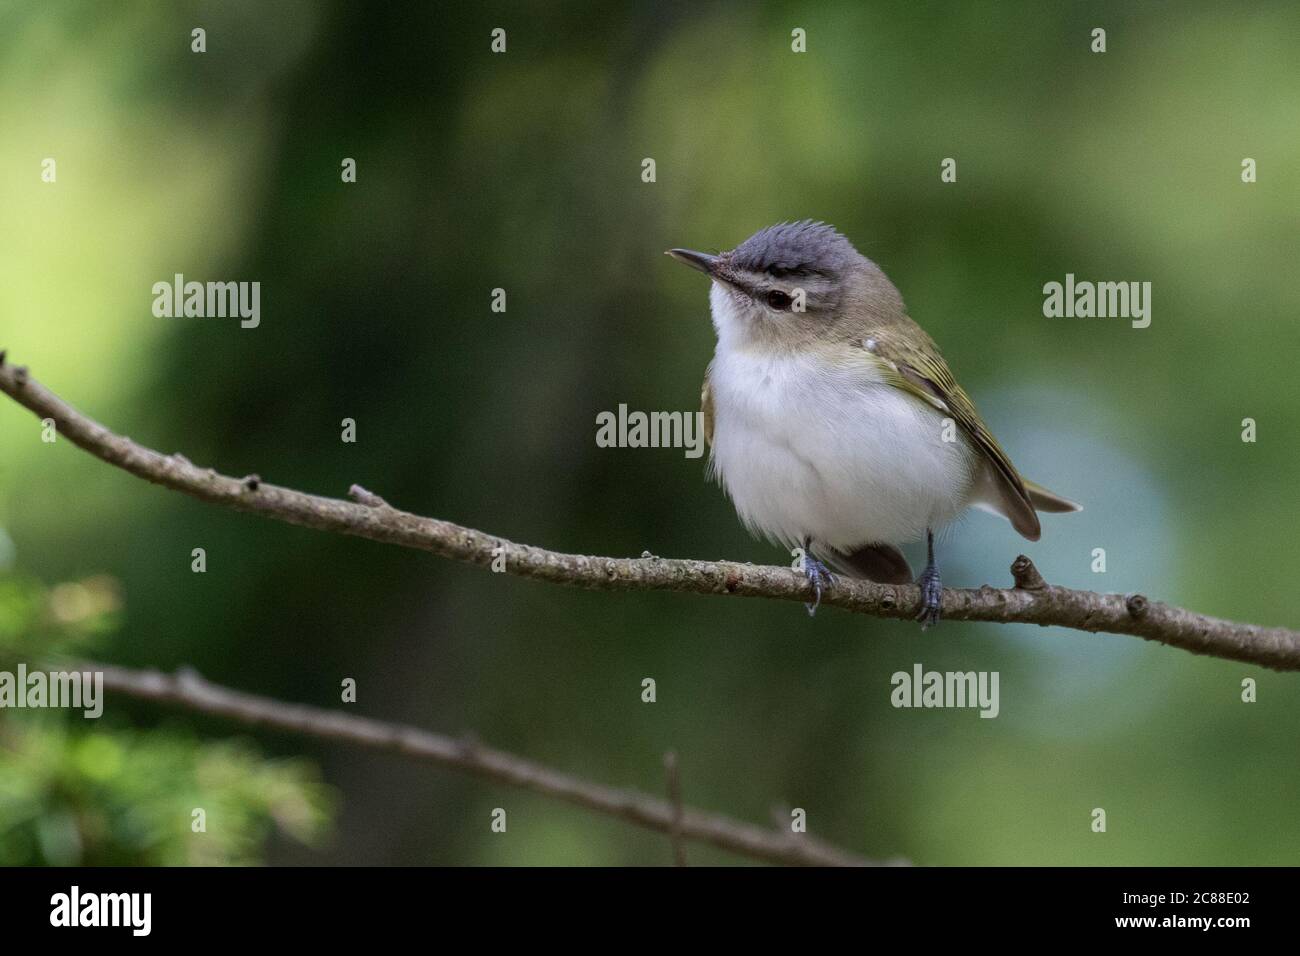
[{"xmin": 666, "ymin": 220, "xmax": 1079, "ymax": 627}]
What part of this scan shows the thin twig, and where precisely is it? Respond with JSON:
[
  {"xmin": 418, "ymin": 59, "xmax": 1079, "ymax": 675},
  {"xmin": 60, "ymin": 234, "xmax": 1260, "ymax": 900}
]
[
  {"xmin": 2, "ymin": 356, "xmax": 1297, "ymax": 669},
  {"xmin": 663, "ymin": 751, "xmax": 687, "ymax": 866},
  {"xmin": 87, "ymin": 662, "xmax": 879, "ymax": 866}
]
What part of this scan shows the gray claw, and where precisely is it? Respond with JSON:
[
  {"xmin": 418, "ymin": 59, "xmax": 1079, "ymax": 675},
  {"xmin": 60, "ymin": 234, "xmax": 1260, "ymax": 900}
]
[
  {"xmin": 915, "ymin": 566, "xmax": 942, "ymax": 630},
  {"xmin": 802, "ymin": 555, "xmax": 836, "ymax": 616}
]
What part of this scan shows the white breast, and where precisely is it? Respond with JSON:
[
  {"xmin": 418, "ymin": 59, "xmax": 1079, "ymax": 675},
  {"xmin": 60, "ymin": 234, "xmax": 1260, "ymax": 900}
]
[{"xmin": 707, "ymin": 346, "xmax": 977, "ymax": 552}]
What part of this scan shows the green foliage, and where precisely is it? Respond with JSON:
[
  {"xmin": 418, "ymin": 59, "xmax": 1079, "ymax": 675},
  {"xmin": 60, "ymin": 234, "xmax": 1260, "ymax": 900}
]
[
  {"xmin": 0, "ymin": 573, "xmax": 119, "ymax": 663},
  {"xmin": 0, "ymin": 573, "xmax": 333, "ymax": 866},
  {"xmin": 0, "ymin": 719, "xmax": 332, "ymax": 866}
]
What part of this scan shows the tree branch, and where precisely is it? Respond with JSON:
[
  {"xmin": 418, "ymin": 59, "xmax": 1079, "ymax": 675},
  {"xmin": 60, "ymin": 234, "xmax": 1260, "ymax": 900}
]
[
  {"xmin": 2, "ymin": 354, "xmax": 1298, "ymax": 670},
  {"xmin": 663, "ymin": 750, "xmax": 687, "ymax": 866},
  {"xmin": 88, "ymin": 662, "xmax": 881, "ymax": 867}
]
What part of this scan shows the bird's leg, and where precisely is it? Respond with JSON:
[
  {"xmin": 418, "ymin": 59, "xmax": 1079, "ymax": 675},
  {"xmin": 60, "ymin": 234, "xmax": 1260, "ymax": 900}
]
[
  {"xmin": 800, "ymin": 537, "xmax": 835, "ymax": 616},
  {"xmin": 915, "ymin": 528, "xmax": 942, "ymax": 630}
]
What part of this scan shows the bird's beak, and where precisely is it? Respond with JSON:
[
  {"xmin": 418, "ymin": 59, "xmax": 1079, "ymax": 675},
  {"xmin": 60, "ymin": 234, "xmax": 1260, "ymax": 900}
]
[{"xmin": 665, "ymin": 248, "xmax": 719, "ymax": 276}]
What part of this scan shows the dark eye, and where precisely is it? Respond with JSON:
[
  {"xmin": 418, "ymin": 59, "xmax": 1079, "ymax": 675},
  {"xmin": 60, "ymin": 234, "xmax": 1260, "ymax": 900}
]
[{"xmin": 766, "ymin": 290, "xmax": 792, "ymax": 310}]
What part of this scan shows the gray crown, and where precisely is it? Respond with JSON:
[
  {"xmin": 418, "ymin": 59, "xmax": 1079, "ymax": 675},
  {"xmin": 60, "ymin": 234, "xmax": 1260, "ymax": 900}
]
[{"xmin": 729, "ymin": 220, "xmax": 857, "ymax": 278}]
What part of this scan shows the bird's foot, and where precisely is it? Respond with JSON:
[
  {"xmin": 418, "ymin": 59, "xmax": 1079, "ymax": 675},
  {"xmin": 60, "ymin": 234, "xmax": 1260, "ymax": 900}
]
[
  {"xmin": 801, "ymin": 554, "xmax": 836, "ymax": 616},
  {"xmin": 915, "ymin": 564, "xmax": 942, "ymax": 630}
]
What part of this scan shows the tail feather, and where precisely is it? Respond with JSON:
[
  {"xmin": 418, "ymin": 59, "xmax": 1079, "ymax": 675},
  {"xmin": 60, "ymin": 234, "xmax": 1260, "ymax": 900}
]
[
  {"xmin": 823, "ymin": 543, "xmax": 913, "ymax": 584},
  {"xmin": 1023, "ymin": 479, "xmax": 1082, "ymax": 514}
]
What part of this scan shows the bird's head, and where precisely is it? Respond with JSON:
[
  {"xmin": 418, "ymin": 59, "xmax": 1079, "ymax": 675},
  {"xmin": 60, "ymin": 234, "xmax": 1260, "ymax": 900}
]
[{"xmin": 668, "ymin": 220, "xmax": 903, "ymax": 352}]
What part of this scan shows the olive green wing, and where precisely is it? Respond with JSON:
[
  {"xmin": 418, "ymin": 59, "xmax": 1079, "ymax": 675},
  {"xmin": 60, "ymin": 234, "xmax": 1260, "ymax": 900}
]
[{"xmin": 864, "ymin": 328, "xmax": 1041, "ymax": 541}]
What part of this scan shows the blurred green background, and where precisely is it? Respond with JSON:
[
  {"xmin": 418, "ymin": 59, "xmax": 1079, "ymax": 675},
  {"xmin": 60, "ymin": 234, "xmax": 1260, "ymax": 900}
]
[{"xmin": 1, "ymin": 0, "xmax": 1297, "ymax": 865}]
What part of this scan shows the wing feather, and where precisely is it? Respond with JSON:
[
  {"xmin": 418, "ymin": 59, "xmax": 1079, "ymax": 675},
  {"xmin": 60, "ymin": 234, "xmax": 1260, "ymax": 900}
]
[{"xmin": 862, "ymin": 328, "xmax": 1041, "ymax": 541}]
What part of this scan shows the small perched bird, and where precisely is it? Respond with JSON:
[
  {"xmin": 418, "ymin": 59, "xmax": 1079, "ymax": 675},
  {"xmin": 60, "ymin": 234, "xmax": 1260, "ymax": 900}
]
[{"xmin": 668, "ymin": 221, "xmax": 1079, "ymax": 627}]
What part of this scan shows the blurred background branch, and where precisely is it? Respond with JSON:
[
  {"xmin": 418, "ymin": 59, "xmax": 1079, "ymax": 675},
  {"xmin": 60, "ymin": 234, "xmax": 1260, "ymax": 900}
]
[{"xmin": 88, "ymin": 661, "xmax": 880, "ymax": 867}]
